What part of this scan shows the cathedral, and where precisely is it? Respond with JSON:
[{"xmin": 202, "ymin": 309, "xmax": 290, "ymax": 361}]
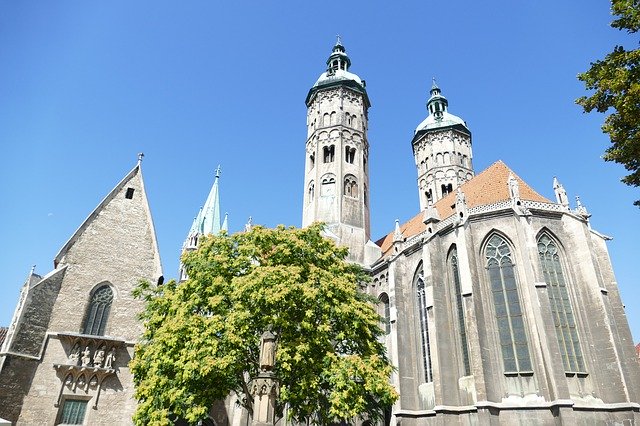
[{"xmin": 1, "ymin": 39, "xmax": 639, "ymax": 425}]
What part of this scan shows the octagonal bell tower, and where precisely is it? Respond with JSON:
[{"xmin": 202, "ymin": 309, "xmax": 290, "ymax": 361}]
[
  {"xmin": 302, "ymin": 38, "xmax": 371, "ymax": 264},
  {"xmin": 412, "ymin": 80, "xmax": 474, "ymax": 209}
]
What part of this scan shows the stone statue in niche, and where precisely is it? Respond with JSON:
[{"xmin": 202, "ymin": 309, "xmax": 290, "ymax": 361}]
[
  {"xmin": 81, "ymin": 346, "xmax": 91, "ymax": 367},
  {"xmin": 93, "ymin": 346, "xmax": 105, "ymax": 368},
  {"xmin": 68, "ymin": 344, "xmax": 81, "ymax": 365},
  {"xmin": 105, "ymin": 347, "xmax": 116, "ymax": 369},
  {"xmin": 89, "ymin": 375, "xmax": 98, "ymax": 388}
]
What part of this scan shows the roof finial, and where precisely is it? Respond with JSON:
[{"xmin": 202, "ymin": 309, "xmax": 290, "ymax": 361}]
[
  {"xmin": 431, "ymin": 77, "xmax": 438, "ymax": 90},
  {"xmin": 137, "ymin": 152, "xmax": 144, "ymax": 165},
  {"xmin": 215, "ymin": 164, "xmax": 222, "ymax": 179},
  {"xmin": 336, "ymin": 34, "xmax": 342, "ymax": 46},
  {"xmin": 30, "ymin": 265, "xmax": 36, "ymax": 275}
]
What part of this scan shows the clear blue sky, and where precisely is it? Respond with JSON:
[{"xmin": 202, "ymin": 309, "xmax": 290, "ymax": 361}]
[{"xmin": 1, "ymin": 2, "xmax": 638, "ymax": 341}]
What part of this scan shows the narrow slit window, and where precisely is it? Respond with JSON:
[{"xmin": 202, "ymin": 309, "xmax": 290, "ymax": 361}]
[{"xmin": 125, "ymin": 188, "xmax": 135, "ymax": 199}]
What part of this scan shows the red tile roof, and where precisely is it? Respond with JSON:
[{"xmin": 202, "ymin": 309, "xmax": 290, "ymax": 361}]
[{"xmin": 376, "ymin": 161, "xmax": 551, "ymax": 256}]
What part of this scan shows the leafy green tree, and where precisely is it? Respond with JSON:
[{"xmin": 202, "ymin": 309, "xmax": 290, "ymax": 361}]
[
  {"xmin": 131, "ymin": 223, "xmax": 397, "ymax": 426},
  {"xmin": 577, "ymin": 0, "xmax": 640, "ymax": 206}
]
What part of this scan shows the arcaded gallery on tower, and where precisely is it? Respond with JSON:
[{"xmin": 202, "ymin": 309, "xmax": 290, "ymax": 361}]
[{"xmin": 1, "ymin": 39, "xmax": 639, "ymax": 425}]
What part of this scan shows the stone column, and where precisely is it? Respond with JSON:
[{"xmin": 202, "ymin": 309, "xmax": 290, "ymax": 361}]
[{"xmin": 251, "ymin": 330, "xmax": 278, "ymax": 426}]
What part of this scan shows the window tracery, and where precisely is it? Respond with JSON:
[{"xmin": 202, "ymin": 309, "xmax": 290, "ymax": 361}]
[
  {"xmin": 82, "ymin": 285, "xmax": 113, "ymax": 336},
  {"xmin": 537, "ymin": 233, "xmax": 585, "ymax": 372},
  {"xmin": 485, "ymin": 234, "xmax": 532, "ymax": 372}
]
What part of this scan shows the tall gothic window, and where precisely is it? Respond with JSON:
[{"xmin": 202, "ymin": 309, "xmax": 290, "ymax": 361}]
[
  {"xmin": 450, "ymin": 248, "xmax": 471, "ymax": 376},
  {"xmin": 416, "ymin": 270, "xmax": 433, "ymax": 382},
  {"xmin": 82, "ymin": 284, "xmax": 113, "ymax": 336},
  {"xmin": 485, "ymin": 234, "xmax": 532, "ymax": 372},
  {"xmin": 537, "ymin": 233, "xmax": 585, "ymax": 372},
  {"xmin": 379, "ymin": 293, "xmax": 391, "ymax": 335}
]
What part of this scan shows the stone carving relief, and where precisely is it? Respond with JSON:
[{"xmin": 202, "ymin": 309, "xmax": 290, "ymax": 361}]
[{"xmin": 54, "ymin": 333, "xmax": 125, "ymax": 410}]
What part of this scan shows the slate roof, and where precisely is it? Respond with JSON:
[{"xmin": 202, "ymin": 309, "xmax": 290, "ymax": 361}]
[{"xmin": 376, "ymin": 160, "xmax": 551, "ymax": 257}]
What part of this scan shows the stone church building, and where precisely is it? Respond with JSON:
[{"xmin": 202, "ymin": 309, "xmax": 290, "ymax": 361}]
[{"xmin": 1, "ymin": 40, "xmax": 639, "ymax": 425}]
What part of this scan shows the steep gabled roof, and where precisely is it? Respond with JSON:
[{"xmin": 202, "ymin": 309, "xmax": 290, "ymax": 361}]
[
  {"xmin": 376, "ymin": 160, "xmax": 550, "ymax": 256},
  {"xmin": 53, "ymin": 162, "xmax": 162, "ymax": 273}
]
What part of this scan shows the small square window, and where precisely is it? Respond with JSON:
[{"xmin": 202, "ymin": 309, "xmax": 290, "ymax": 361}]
[
  {"xmin": 125, "ymin": 188, "xmax": 135, "ymax": 199},
  {"xmin": 58, "ymin": 399, "xmax": 88, "ymax": 425}
]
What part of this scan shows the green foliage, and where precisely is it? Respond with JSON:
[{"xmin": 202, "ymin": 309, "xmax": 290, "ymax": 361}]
[
  {"xmin": 577, "ymin": 0, "xmax": 640, "ymax": 206},
  {"xmin": 131, "ymin": 223, "xmax": 397, "ymax": 425}
]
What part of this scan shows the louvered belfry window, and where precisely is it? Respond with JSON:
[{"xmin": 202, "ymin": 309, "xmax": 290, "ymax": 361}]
[
  {"xmin": 82, "ymin": 285, "xmax": 113, "ymax": 336},
  {"xmin": 485, "ymin": 235, "xmax": 532, "ymax": 372},
  {"xmin": 537, "ymin": 234, "xmax": 585, "ymax": 372}
]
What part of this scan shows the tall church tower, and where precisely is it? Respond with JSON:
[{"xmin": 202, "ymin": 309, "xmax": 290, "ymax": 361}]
[
  {"xmin": 412, "ymin": 80, "xmax": 474, "ymax": 208},
  {"xmin": 302, "ymin": 38, "xmax": 371, "ymax": 264}
]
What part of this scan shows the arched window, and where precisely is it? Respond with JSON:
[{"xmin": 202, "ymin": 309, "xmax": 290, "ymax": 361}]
[
  {"xmin": 83, "ymin": 284, "xmax": 113, "ymax": 336},
  {"xmin": 537, "ymin": 233, "xmax": 585, "ymax": 372},
  {"xmin": 485, "ymin": 234, "xmax": 531, "ymax": 372},
  {"xmin": 343, "ymin": 175, "xmax": 358, "ymax": 198},
  {"xmin": 450, "ymin": 248, "xmax": 471, "ymax": 376},
  {"xmin": 330, "ymin": 111, "xmax": 337, "ymax": 126},
  {"xmin": 415, "ymin": 268, "xmax": 433, "ymax": 382},
  {"xmin": 323, "ymin": 145, "xmax": 335, "ymax": 163},
  {"xmin": 309, "ymin": 153, "xmax": 315, "ymax": 170},
  {"xmin": 321, "ymin": 174, "xmax": 336, "ymax": 196},
  {"xmin": 323, "ymin": 113, "xmax": 329, "ymax": 127},
  {"xmin": 308, "ymin": 181, "xmax": 315, "ymax": 202},
  {"xmin": 379, "ymin": 293, "xmax": 391, "ymax": 335},
  {"xmin": 345, "ymin": 146, "xmax": 356, "ymax": 164}
]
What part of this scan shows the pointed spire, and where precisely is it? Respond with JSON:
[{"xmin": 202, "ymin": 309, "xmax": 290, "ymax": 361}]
[
  {"xmin": 200, "ymin": 169, "xmax": 222, "ymax": 235},
  {"xmin": 431, "ymin": 77, "xmax": 440, "ymax": 94},
  {"xmin": 553, "ymin": 177, "xmax": 570, "ymax": 209},
  {"xmin": 221, "ymin": 213, "xmax": 228, "ymax": 232},
  {"xmin": 393, "ymin": 219, "xmax": 403, "ymax": 243},
  {"xmin": 182, "ymin": 167, "xmax": 224, "ymax": 251},
  {"xmin": 575, "ymin": 196, "xmax": 591, "ymax": 218}
]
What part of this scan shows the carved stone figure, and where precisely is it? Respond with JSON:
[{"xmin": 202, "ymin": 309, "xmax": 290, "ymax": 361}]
[
  {"xmin": 93, "ymin": 347, "xmax": 105, "ymax": 368},
  {"xmin": 104, "ymin": 347, "xmax": 116, "ymax": 369},
  {"xmin": 259, "ymin": 331, "xmax": 276, "ymax": 372},
  {"xmin": 508, "ymin": 173, "xmax": 520, "ymax": 201},
  {"xmin": 68, "ymin": 344, "xmax": 81, "ymax": 366},
  {"xmin": 81, "ymin": 346, "xmax": 91, "ymax": 367}
]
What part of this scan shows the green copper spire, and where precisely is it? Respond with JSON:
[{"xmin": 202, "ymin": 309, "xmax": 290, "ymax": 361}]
[{"xmin": 183, "ymin": 166, "xmax": 224, "ymax": 251}]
